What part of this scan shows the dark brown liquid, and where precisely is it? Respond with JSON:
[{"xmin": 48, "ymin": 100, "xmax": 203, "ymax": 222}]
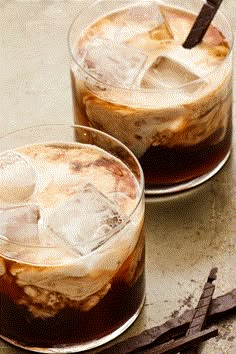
[
  {"xmin": 1, "ymin": 276, "xmax": 145, "ymax": 348},
  {"xmin": 0, "ymin": 243, "xmax": 145, "ymax": 349},
  {"xmin": 140, "ymin": 118, "xmax": 232, "ymax": 190}
]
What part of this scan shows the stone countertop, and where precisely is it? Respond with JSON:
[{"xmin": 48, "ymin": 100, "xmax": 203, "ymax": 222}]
[{"xmin": 0, "ymin": 0, "xmax": 235, "ymax": 353}]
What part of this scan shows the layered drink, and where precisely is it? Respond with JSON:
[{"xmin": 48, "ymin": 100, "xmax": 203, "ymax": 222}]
[
  {"xmin": 0, "ymin": 125, "xmax": 144, "ymax": 352},
  {"xmin": 69, "ymin": 0, "xmax": 233, "ymax": 194}
]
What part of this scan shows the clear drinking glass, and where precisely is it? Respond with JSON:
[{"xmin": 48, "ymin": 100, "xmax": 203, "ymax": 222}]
[
  {"xmin": 0, "ymin": 124, "xmax": 145, "ymax": 353},
  {"xmin": 68, "ymin": 0, "xmax": 233, "ymax": 195}
]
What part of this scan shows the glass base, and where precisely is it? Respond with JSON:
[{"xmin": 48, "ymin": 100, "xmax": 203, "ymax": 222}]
[
  {"xmin": 0, "ymin": 296, "xmax": 145, "ymax": 353},
  {"xmin": 145, "ymin": 149, "xmax": 231, "ymax": 198}
]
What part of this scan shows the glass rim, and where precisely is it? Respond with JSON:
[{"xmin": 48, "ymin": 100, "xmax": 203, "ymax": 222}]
[
  {"xmin": 0, "ymin": 123, "xmax": 144, "ymax": 251},
  {"xmin": 68, "ymin": 0, "xmax": 234, "ymax": 92}
]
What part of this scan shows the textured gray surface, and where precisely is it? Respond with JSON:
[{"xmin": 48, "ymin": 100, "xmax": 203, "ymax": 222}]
[{"xmin": 0, "ymin": 0, "xmax": 235, "ymax": 353}]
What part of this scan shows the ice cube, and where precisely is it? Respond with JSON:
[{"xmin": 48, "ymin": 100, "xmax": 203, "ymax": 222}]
[
  {"xmin": 82, "ymin": 38, "xmax": 147, "ymax": 88},
  {"xmin": 162, "ymin": 46, "xmax": 212, "ymax": 77},
  {"xmin": 160, "ymin": 5, "xmax": 226, "ymax": 46},
  {"xmin": 0, "ymin": 151, "xmax": 36, "ymax": 203},
  {"xmin": 47, "ymin": 184, "xmax": 124, "ymax": 255},
  {"xmin": 0, "ymin": 204, "xmax": 40, "ymax": 245},
  {"xmin": 160, "ymin": 6, "xmax": 195, "ymax": 43},
  {"xmin": 139, "ymin": 42, "xmax": 212, "ymax": 90},
  {"xmin": 141, "ymin": 55, "xmax": 200, "ymax": 89},
  {"xmin": 101, "ymin": 2, "xmax": 165, "ymax": 43},
  {"xmin": 126, "ymin": 2, "xmax": 164, "ymax": 27}
]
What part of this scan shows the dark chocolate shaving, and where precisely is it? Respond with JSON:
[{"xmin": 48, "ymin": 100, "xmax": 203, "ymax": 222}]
[
  {"xmin": 98, "ymin": 289, "xmax": 236, "ymax": 354},
  {"xmin": 186, "ymin": 267, "xmax": 217, "ymax": 336},
  {"xmin": 142, "ymin": 326, "xmax": 218, "ymax": 353},
  {"xmin": 183, "ymin": 0, "xmax": 224, "ymax": 49},
  {"xmin": 178, "ymin": 268, "xmax": 218, "ymax": 354}
]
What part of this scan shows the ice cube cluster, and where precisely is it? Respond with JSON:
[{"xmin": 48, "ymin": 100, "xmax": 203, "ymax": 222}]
[
  {"xmin": 0, "ymin": 147, "xmax": 127, "ymax": 253},
  {"xmin": 77, "ymin": 2, "xmax": 225, "ymax": 90}
]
